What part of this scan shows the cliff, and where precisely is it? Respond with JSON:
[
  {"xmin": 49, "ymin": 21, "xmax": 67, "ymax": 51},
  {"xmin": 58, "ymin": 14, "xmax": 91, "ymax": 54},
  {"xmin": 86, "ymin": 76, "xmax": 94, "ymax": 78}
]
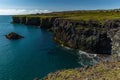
[
  {"xmin": 12, "ymin": 16, "xmax": 58, "ymax": 28},
  {"xmin": 53, "ymin": 19, "xmax": 120, "ymax": 55},
  {"xmin": 12, "ymin": 11, "xmax": 120, "ymax": 55}
]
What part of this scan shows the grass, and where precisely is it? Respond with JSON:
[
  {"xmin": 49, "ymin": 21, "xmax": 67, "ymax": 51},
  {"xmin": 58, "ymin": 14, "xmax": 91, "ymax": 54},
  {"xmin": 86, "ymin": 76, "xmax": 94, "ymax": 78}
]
[
  {"xmin": 13, "ymin": 15, "xmax": 56, "ymax": 18},
  {"xmin": 13, "ymin": 10, "xmax": 120, "ymax": 22},
  {"xmin": 65, "ymin": 11, "xmax": 120, "ymax": 22},
  {"xmin": 42, "ymin": 61, "xmax": 120, "ymax": 80}
]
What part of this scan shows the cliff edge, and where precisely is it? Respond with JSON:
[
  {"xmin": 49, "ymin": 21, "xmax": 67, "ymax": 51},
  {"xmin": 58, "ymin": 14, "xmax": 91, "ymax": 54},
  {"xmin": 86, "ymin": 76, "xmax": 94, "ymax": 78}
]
[{"xmin": 12, "ymin": 10, "xmax": 120, "ymax": 55}]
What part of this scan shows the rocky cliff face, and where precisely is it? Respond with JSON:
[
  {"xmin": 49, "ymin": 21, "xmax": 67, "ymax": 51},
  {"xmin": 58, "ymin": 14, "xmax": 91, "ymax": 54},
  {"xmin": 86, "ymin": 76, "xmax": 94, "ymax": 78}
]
[
  {"xmin": 53, "ymin": 19, "xmax": 120, "ymax": 55},
  {"xmin": 105, "ymin": 19, "xmax": 120, "ymax": 56},
  {"xmin": 12, "ymin": 16, "xmax": 120, "ymax": 55},
  {"xmin": 53, "ymin": 19, "xmax": 113, "ymax": 54},
  {"xmin": 12, "ymin": 16, "xmax": 58, "ymax": 28},
  {"xmin": 12, "ymin": 17, "xmax": 21, "ymax": 23}
]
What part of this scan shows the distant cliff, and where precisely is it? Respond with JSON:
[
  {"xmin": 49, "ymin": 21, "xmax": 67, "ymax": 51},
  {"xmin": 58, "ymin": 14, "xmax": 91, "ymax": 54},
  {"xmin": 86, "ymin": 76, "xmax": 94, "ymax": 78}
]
[
  {"xmin": 12, "ymin": 16, "xmax": 58, "ymax": 28},
  {"xmin": 12, "ymin": 15, "xmax": 120, "ymax": 55}
]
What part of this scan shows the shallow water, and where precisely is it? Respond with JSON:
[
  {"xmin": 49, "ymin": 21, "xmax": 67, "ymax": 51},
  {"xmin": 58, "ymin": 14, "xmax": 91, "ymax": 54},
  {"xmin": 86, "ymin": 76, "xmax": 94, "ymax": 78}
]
[{"xmin": 0, "ymin": 16, "xmax": 96, "ymax": 80}]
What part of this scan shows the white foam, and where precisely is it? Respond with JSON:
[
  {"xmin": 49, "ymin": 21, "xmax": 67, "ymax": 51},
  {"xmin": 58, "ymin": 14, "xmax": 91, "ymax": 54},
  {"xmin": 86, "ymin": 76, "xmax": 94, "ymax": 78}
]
[
  {"xmin": 78, "ymin": 50, "xmax": 97, "ymax": 58},
  {"xmin": 77, "ymin": 50, "xmax": 98, "ymax": 65},
  {"xmin": 64, "ymin": 46, "xmax": 71, "ymax": 50}
]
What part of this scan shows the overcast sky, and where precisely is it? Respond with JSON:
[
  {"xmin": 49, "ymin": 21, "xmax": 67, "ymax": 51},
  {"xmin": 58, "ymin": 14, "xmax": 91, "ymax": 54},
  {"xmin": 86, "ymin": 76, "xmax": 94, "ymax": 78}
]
[{"xmin": 0, "ymin": 0, "xmax": 120, "ymax": 15}]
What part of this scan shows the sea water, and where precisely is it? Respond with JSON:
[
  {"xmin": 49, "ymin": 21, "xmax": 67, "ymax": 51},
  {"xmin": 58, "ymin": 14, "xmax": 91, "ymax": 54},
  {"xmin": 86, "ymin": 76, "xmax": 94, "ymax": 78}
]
[{"xmin": 0, "ymin": 16, "xmax": 96, "ymax": 80}]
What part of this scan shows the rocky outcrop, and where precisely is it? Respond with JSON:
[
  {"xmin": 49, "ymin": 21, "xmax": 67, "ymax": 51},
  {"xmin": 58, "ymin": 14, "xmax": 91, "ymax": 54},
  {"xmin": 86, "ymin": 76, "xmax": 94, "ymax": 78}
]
[
  {"xmin": 5, "ymin": 32, "xmax": 24, "ymax": 40},
  {"xmin": 12, "ymin": 16, "xmax": 120, "ymax": 55}
]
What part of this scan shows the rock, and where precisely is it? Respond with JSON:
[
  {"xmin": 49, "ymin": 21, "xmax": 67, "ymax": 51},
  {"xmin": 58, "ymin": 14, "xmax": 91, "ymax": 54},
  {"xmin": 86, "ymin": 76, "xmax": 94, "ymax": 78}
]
[
  {"xmin": 12, "ymin": 16, "xmax": 58, "ymax": 29},
  {"xmin": 12, "ymin": 17, "xmax": 21, "ymax": 23},
  {"xmin": 26, "ymin": 17, "xmax": 41, "ymax": 26},
  {"xmin": 34, "ymin": 77, "xmax": 39, "ymax": 80},
  {"xmin": 5, "ymin": 32, "xmax": 24, "ymax": 40},
  {"xmin": 95, "ymin": 33, "xmax": 112, "ymax": 54},
  {"xmin": 53, "ymin": 19, "xmax": 113, "ymax": 54}
]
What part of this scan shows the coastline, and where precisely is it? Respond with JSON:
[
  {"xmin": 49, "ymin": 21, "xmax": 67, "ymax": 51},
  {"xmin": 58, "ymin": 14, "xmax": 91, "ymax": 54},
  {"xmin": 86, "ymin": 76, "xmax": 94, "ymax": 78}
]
[{"xmin": 11, "ymin": 10, "xmax": 120, "ymax": 80}]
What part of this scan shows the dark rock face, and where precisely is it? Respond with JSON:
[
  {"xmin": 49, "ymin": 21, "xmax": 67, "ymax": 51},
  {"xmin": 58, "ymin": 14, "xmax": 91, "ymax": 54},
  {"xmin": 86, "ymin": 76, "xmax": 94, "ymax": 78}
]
[
  {"xmin": 12, "ymin": 16, "xmax": 58, "ymax": 29},
  {"xmin": 21, "ymin": 17, "xmax": 26, "ymax": 24},
  {"xmin": 12, "ymin": 17, "xmax": 21, "ymax": 23},
  {"xmin": 40, "ymin": 17, "xmax": 59, "ymax": 29},
  {"xmin": 26, "ymin": 17, "xmax": 40, "ymax": 26},
  {"xmin": 94, "ymin": 33, "xmax": 112, "ymax": 54},
  {"xmin": 53, "ymin": 19, "xmax": 113, "ymax": 54},
  {"xmin": 5, "ymin": 32, "xmax": 24, "ymax": 40}
]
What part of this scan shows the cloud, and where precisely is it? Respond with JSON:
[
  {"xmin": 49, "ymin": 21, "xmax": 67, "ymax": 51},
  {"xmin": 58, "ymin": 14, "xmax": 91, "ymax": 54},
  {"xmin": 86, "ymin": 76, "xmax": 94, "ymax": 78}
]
[{"xmin": 0, "ymin": 9, "xmax": 51, "ymax": 15}]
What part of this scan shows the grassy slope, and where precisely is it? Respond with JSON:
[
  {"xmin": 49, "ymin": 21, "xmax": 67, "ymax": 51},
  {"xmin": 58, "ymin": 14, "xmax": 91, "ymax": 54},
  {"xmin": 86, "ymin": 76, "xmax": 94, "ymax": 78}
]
[
  {"xmin": 43, "ymin": 61, "xmax": 120, "ymax": 80},
  {"xmin": 14, "ymin": 10, "xmax": 120, "ymax": 22},
  {"xmin": 66, "ymin": 11, "xmax": 120, "ymax": 22}
]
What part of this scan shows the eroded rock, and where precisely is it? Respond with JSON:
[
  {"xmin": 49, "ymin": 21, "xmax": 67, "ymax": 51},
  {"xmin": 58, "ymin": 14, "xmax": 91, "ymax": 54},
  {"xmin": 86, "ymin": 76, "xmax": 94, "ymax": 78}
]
[{"xmin": 5, "ymin": 32, "xmax": 24, "ymax": 40}]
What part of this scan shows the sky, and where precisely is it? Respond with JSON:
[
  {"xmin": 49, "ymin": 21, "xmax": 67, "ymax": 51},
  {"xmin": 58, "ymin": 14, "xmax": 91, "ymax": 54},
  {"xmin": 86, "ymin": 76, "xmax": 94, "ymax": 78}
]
[{"xmin": 0, "ymin": 0, "xmax": 120, "ymax": 15}]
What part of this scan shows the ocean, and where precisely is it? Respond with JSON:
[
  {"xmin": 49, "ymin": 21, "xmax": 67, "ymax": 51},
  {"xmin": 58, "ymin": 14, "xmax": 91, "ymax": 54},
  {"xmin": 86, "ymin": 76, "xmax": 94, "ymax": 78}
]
[{"xmin": 0, "ymin": 16, "xmax": 96, "ymax": 80}]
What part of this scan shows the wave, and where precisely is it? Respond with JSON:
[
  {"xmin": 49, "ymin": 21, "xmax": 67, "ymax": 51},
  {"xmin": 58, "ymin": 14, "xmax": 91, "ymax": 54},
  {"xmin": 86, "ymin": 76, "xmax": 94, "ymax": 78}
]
[
  {"xmin": 59, "ymin": 45, "xmax": 113, "ymax": 66},
  {"xmin": 77, "ymin": 50, "xmax": 114, "ymax": 66},
  {"xmin": 60, "ymin": 45, "xmax": 99, "ymax": 66},
  {"xmin": 78, "ymin": 50, "xmax": 97, "ymax": 59},
  {"xmin": 77, "ymin": 50, "xmax": 99, "ymax": 66}
]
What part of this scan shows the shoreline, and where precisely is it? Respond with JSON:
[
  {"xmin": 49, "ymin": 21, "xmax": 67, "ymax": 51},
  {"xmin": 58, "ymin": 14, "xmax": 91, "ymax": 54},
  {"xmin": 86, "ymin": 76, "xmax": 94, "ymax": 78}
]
[{"xmin": 11, "ymin": 10, "xmax": 120, "ymax": 80}]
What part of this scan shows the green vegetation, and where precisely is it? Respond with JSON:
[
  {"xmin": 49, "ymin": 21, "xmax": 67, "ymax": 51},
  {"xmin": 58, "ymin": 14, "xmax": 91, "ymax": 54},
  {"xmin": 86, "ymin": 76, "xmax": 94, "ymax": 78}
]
[
  {"xmin": 43, "ymin": 61, "xmax": 120, "ymax": 80},
  {"xmin": 13, "ymin": 10, "xmax": 120, "ymax": 22},
  {"xmin": 65, "ymin": 11, "xmax": 120, "ymax": 22}
]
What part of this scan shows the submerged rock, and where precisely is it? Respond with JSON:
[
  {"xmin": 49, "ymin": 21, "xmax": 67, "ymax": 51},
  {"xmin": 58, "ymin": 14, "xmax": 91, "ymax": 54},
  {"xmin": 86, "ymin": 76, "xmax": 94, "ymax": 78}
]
[{"xmin": 5, "ymin": 32, "xmax": 24, "ymax": 40}]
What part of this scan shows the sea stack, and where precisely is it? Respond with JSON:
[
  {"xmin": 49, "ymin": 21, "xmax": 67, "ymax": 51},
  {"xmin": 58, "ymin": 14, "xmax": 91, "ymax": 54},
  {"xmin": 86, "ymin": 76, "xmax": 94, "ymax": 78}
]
[{"xmin": 5, "ymin": 32, "xmax": 24, "ymax": 40}]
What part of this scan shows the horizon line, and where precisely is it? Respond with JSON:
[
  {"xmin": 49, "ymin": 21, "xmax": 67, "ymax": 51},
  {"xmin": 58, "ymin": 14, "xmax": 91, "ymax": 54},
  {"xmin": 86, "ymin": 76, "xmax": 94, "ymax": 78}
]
[{"xmin": 0, "ymin": 8, "xmax": 120, "ymax": 15}]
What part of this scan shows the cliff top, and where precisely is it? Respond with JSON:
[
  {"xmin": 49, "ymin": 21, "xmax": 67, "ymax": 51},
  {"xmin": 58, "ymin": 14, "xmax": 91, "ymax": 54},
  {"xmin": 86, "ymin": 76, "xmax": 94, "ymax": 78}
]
[
  {"xmin": 13, "ymin": 10, "xmax": 120, "ymax": 22},
  {"xmin": 43, "ymin": 60, "xmax": 120, "ymax": 80}
]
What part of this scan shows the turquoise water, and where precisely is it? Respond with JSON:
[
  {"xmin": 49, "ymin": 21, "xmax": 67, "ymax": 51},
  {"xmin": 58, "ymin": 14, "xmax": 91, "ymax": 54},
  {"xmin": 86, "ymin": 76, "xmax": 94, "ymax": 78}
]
[{"xmin": 0, "ymin": 16, "xmax": 95, "ymax": 80}]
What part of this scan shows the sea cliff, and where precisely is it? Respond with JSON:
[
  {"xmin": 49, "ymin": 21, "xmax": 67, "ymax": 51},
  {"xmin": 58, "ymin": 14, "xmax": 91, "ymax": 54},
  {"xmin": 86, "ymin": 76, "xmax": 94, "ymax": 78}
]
[
  {"xmin": 12, "ymin": 11, "xmax": 120, "ymax": 55},
  {"xmin": 12, "ymin": 16, "xmax": 58, "ymax": 28},
  {"xmin": 12, "ymin": 10, "xmax": 120, "ymax": 80}
]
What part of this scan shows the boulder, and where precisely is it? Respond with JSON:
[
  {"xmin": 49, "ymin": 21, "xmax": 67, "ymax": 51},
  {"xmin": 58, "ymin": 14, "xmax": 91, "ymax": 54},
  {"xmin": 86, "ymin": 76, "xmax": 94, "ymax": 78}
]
[{"xmin": 5, "ymin": 32, "xmax": 24, "ymax": 40}]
